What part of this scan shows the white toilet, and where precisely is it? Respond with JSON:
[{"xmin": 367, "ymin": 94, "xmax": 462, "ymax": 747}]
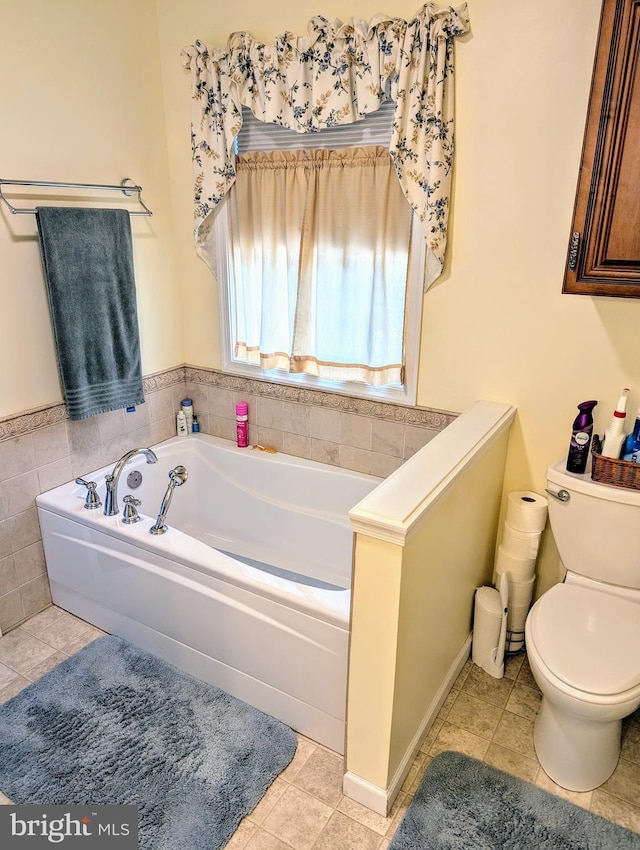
[{"xmin": 524, "ymin": 459, "xmax": 640, "ymax": 792}]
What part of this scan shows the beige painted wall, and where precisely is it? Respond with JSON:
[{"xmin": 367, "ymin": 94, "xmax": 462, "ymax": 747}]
[
  {"xmin": 0, "ymin": 0, "xmax": 182, "ymax": 418},
  {"xmin": 347, "ymin": 535, "xmax": 403, "ymax": 786},
  {"xmin": 388, "ymin": 433, "xmax": 508, "ymax": 777},
  {"xmin": 423, "ymin": 0, "xmax": 640, "ymax": 518}
]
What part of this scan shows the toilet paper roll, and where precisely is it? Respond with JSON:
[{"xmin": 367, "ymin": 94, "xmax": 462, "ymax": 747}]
[
  {"xmin": 505, "ymin": 491, "xmax": 548, "ymax": 533},
  {"xmin": 495, "ymin": 570, "xmax": 536, "ymax": 604},
  {"xmin": 495, "ymin": 545, "xmax": 536, "ymax": 581},
  {"xmin": 502, "ymin": 522, "xmax": 541, "ymax": 560},
  {"xmin": 507, "ymin": 575, "xmax": 536, "ymax": 607},
  {"xmin": 507, "ymin": 601, "xmax": 531, "ymax": 633}
]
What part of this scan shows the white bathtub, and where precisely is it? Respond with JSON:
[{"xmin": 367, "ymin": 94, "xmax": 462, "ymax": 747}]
[{"xmin": 36, "ymin": 434, "xmax": 381, "ymax": 752}]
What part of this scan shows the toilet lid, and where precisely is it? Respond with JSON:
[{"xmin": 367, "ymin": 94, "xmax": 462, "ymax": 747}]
[{"xmin": 528, "ymin": 583, "xmax": 640, "ymax": 695}]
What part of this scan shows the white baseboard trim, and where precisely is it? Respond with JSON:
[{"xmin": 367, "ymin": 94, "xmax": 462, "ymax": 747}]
[
  {"xmin": 342, "ymin": 771, "xmax": 389, "ymax": 816},
  {"xmin": 386, "ymin": 635, "xmax": 472, "ymax": 808},
  {"xmin": 343, "ymin": 635, "xmax": 472, "ymax": 816}
]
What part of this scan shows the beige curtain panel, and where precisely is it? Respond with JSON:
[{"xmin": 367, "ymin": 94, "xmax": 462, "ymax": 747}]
[{"xmin": 230, "ymin": 147, "xmax": 412, "ymax": 384}]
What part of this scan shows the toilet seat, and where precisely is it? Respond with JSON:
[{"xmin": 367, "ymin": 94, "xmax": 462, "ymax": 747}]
[{"xmin": 527, "ymin": 583, "xmax": 640, "ymax": 697}]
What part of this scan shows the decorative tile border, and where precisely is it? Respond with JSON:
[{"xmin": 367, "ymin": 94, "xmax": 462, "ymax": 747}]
[
  {"xmin": 0, "ymin": 364, "xmax": 457, "ymax": 444},
  {"xmin": 184, "ymin": 366, "xmax": 457, "ymax": 431},
  {"xmin": 0, "ymin": 403, "xmax": 68, "ymax": 443},
  {"xmin": 0, "ymin": 366, "xmax": 187, "ymax": 443},
  {"xmin": 142, "ymin": 365, "xmax": 186, "ymax": 394}
]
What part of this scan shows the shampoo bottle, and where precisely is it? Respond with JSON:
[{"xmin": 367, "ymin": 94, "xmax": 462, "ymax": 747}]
[
  {"xmin": 177, "ymin": 409, "xmax": 188, "ymax": 436},
  {"xmin": 181, "ymin": 398, "xmax": 194, "ymax": 433},
  {"xmin": 601, "ymin": 388, "xmax": 630, "ymax": 459},
  {"xmin": 566, "ymin": 400, "xmax": 598, "ymax": 474}
]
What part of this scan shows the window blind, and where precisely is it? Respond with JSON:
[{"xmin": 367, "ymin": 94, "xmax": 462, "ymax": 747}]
[{"xmin": 235, "ymin": 101, "xmax": 395, "ymax": 154}]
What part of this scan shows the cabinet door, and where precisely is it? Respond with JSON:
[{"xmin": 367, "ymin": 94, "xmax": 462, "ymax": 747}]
[{"xmin": 563, "ymin": 0, "xmax": 640, "ymax": 297}]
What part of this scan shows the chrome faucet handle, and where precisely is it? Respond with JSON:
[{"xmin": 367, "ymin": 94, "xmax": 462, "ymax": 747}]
[
  {"xmin": 75, "ymin": 478, "xmax": 102, "ymax": 510},
  {"xmin": 122, "ymin": 495, "xmax": 142, "ymax": 524}
]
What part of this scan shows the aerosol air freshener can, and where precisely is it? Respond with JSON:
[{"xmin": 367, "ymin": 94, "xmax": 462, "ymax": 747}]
[
  {"xmin": 236, "ymin": 402, "xmax": 248, "ymax": 448},
  {"xmin": 566, "ymin": 400, "xmax": 597, "ymax": 474}
]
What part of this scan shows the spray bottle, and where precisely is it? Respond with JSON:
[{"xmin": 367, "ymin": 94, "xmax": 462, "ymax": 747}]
[
  {"xmin": 622, "ymin": 402, "xmax": 640, "ymax": 462},
  {"xmin": 566, "ymin": 400, "xmax": 598, "ymax": 474},
  {"xmin": 601, "ymin": 389, "xmax": 630, "ymax": 459}
]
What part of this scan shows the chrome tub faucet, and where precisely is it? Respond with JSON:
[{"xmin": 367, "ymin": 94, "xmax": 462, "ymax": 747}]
[{"xmin": 104, "ymin": 447, "xmax": 158, "ymax": 516}]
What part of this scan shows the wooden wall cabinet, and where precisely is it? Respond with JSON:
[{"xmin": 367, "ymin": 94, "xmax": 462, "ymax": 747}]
[{"xmin": 563, "ymin": 0, "xmax": 640, "ymax": 297}]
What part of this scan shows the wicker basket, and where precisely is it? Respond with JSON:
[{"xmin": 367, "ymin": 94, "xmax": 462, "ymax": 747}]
[{"xmin": 591, "ymin": 435, "xmax": 640, "ymax": 491}]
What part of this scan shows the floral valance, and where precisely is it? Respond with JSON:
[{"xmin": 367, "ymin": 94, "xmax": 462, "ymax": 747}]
[{"xmin": 181, "ymin": 3, "xmax": 469, "ymax": 289}]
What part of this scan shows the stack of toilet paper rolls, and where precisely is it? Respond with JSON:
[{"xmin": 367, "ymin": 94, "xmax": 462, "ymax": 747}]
[{"xmin": 494, "ymin": 491, "xmax": 548, "ymax": 653}]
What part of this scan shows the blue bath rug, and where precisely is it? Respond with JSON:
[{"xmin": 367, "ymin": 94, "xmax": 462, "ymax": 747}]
[
  {"xmin": 0, "ymin": 635, "xmax": 297, "ymax": 849},
  {"xmin": 390, "ymin": 751, "xmax": 640, "ymax": 850}
]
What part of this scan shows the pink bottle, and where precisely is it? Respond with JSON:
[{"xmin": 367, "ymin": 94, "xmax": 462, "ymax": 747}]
[{"xmin": 236, "ymin": 402, "xmax": 248, "ymax": 448}]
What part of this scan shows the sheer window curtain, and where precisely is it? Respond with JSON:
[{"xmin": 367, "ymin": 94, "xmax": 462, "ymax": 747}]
[{"xmin": 229, "ymin": 146, "xmax": 412, "ymax": 385}]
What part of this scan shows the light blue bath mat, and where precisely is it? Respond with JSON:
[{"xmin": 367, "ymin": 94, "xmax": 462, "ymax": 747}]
[
  {"xmin": 390, "ymin": 751, "xmax": 640, "ymax": 850},
  {"xmin": 0, "ymin": 635, "xmax": 297, "ymax": 849}
]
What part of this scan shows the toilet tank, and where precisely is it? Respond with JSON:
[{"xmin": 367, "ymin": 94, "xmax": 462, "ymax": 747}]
[{"xmin": 546, "ymin": 460, "xmax": 640, "ymax": 590}]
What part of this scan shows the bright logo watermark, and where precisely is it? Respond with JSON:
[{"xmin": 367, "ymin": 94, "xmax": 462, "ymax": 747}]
[{"xmin": 0, "ymin": 805, "xmax": 137, "ymax": 847}]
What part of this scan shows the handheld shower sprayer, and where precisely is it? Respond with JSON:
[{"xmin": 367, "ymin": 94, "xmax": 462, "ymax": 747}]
[{"xmin": 149, "ymin": 465, "xmax": 188, "ymax": 535}]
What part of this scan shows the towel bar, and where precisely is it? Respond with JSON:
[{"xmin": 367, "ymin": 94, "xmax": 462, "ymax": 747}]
[{"xmin": 0, "ymin": 177, "xmax": 152, "ymax": 216}]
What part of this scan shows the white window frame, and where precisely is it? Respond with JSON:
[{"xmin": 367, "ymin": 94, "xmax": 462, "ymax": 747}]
[{"xmin": 214, "ymin": 108, "xmax": 426, "ymax": 407}]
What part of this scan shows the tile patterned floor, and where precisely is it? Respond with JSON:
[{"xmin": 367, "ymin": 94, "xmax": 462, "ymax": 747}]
[{"xmin": 1, "ymin": 605, "xmax": 639, "ymax": 848}]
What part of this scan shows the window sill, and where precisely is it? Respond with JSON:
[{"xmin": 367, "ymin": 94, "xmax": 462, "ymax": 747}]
[{"xmin": 220, "ymin": 358, "xmax": 417, "ymax": 407}]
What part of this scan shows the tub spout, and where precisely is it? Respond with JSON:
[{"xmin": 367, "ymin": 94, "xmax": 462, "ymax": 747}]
[
  {"xmin": 150, "ymin": 465, "xmax": 188, "ymax": 535},
  {"xmin": 104, "ymin": 447, "xmax": 158, "ymax": 516}
]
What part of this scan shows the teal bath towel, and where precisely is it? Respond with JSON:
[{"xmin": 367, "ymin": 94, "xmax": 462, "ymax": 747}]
[{"xmin": 36, "ymin": 207, "xmax": 145, "ymax": 420}]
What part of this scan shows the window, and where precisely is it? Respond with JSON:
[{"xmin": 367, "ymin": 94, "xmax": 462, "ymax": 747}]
[
  {"xmin": 213, "ymin": 106, "xmax": 426, "ymax": 406},
  {"xmin": 182, "ymin": 6, "xmax": 469, "ymax": 406}
]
